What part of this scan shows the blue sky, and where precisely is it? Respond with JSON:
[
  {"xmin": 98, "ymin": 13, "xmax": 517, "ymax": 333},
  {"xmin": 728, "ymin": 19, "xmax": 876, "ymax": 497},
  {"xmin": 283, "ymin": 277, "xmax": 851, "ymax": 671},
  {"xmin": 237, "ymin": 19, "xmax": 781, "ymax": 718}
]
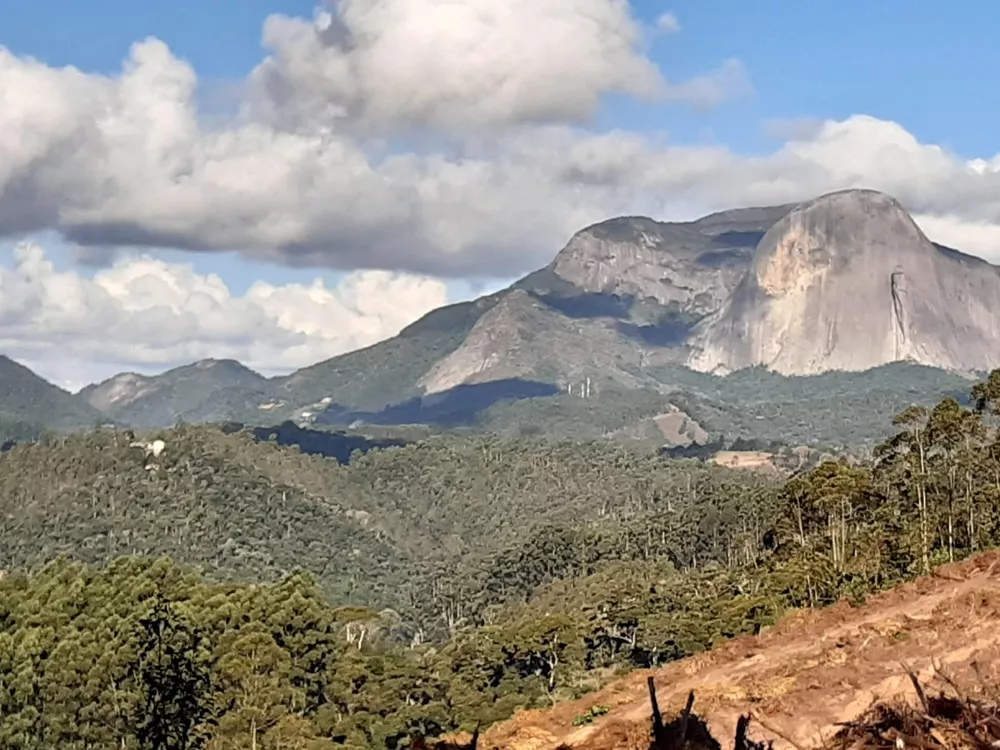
[{"xmin": 3, "ymin": 0, "xmax": 1000, "ymax": 385}]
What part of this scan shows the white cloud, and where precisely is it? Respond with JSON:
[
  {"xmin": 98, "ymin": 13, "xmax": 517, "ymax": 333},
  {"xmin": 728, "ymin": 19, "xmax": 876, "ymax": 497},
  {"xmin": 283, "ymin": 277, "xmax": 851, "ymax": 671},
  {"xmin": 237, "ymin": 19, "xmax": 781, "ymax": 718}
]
[
  {"xmin": 1, "ymin": 3, "xmax": 1000, "ymax": 289},
  {"xmin": 908, "ymin": 214, "xmax": 1000, "ymax": 259},
  {"xmin": 761, "ymin": 116, "xmax": 825, "ymax": 142},
  {"xmin": 661, "ymin": 58, "xmax": 753, "ymax": 110},
  {"xmin": 656, "ymin": 12, "xmax": 681, "ymax": 34},
  {"xmin": 0, "ymin": 2, "xmax": 759, "ymax": 278},
  {"xmin": 0, "ymin": 243, "xmax": 448, "ymax": 388},
  {"xmin": 248, "ymin": 0, "xmax": 667, "ymax": 132}
]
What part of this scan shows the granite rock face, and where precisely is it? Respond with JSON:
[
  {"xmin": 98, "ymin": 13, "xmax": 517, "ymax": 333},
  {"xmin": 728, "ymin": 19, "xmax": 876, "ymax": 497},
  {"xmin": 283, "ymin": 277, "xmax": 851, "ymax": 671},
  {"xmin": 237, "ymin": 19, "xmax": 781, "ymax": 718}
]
[
  {"xmin": 422, "ymin": 189, "xmax": 1000, "ymax": 390},
  {"xmin": 686, "ymin": 189, "xmax": 1000, "ymax": 375},
  {"xmin": 417, "ymin": 289, "xmax": 649, "ymax": 394},
  {"xmin": 418, "ymin": 206, "xmax": 802, "ymax": 394},
  {"xmin": 549, "ymin": 205, "xmax": 794, "ymax": 316}
]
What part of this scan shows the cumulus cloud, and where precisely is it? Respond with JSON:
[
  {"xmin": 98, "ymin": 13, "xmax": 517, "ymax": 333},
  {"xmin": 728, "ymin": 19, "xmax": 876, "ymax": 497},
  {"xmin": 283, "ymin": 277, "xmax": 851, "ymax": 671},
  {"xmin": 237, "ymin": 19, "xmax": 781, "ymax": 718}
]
[
  {"xmin": 2, "ymin": 2, "xmax": 1000, "ymax": 285},
  {"xmin": 661, "ymin": 58, "xmax": 753, "ymax": 110},
  {"xmin": 249, "ymin": 0, "xmax": 667, "ymax": 131},
  {"xmin": 0, "ymin": 1, "xmax": 762, "ymax": 278},
  {"xmin": 0, "ymin": 243, "xmax": 448, "ymax": 388}
]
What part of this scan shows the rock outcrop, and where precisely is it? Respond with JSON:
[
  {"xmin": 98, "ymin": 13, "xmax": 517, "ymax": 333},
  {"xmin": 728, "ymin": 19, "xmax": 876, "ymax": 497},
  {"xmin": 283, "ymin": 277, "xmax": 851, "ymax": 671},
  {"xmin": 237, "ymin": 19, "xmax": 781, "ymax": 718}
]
[
  {"xmin": 549, "ymin": 206, "xmax": 794, "ymax": 315},
  {"xmin": 82, "ymin": 372, "xmax": 159, "ymax": 411},
  {"xmin": 81, "ymin": 359, "xmax": 270, "ymax": 428},
  {"xmin": 686, "ymin": 189, "xmax": 1000, "ymax": 375},
  {"xmin": 417, "ymin": 289, "xmax": 649, "ymax": 394}
]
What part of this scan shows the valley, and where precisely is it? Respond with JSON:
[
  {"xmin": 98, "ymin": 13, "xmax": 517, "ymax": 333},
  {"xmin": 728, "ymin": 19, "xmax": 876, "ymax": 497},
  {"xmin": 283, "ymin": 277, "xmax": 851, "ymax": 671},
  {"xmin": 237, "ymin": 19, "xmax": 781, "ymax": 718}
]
[{"xmin": 5, "ymin": 5, "xmax": 1000, "ymax": 749}]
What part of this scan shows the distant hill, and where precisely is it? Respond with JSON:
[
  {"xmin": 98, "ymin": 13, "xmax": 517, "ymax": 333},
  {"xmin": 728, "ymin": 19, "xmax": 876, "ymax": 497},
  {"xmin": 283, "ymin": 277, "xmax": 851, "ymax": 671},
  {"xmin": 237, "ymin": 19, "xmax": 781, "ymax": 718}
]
[
  {"xmin": 0, "ymin": 355, "xmax": 103, "ymax": 431},
  {"xmin": 0, "ymin": 423, "xmax": 773, "ymax": 636},
  {"xmin": 243, "ymin": 420, "xmax": 409, "ymax": 463},
  {"xmin": 79, "ymin": 358, "xmax": 273, "ymax": 428},
  {"xmin": 0, "ymin": 424, "xmax": 409, "ymax": 607}
]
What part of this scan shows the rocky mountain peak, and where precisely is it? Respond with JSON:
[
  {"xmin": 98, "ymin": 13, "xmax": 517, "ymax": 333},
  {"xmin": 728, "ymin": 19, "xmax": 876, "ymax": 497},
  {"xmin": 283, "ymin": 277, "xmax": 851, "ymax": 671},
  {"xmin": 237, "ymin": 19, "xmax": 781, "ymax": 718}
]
[
  {"xmin": 687, "ymin": 189, "xmax": 1000, "ymax": 376},
  {"xmin": 82, "ymin": 372, "xmax": 157, "ymax": 411},
  {"xmin": 749, "ymin": 189, "xmax": 928, "ymax": 297},
  {"xmin": 417, "ymin": 290, "xmax": 547, "ymax": 394},
  {"xmin": 548, "ymin": 213, "xmax": 766, "ymax": 317}
]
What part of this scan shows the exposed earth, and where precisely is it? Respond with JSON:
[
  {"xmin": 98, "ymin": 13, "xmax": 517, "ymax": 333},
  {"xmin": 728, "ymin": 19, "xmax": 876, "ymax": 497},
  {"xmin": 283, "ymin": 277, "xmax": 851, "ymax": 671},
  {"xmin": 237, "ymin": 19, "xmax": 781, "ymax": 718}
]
[{"xmin": 478, "ymin": 551, "xmax": 1000, "ymax": 750}]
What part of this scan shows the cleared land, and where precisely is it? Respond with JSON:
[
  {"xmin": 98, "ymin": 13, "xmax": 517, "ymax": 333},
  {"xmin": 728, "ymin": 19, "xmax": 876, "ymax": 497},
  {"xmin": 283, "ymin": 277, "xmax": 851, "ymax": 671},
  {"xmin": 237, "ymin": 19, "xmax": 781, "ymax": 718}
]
[{"xmin": 478, "ymin": 551, "xmax": 1000, "ymax": 750}]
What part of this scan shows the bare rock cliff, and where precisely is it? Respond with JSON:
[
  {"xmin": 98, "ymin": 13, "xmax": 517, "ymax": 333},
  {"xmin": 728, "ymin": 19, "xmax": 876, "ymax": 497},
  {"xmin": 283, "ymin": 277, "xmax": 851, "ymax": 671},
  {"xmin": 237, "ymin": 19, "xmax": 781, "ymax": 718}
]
[
  {"xmin": 686, "ymin": 189, "xmax": 1000, "ymax": 375},
  {"xmin": 417, "ymin": 289, "xmax": 649, "ymax": 394},
  {"xmin": 549, "ymin": 207, "xmax": 792, "ymax": 315}
]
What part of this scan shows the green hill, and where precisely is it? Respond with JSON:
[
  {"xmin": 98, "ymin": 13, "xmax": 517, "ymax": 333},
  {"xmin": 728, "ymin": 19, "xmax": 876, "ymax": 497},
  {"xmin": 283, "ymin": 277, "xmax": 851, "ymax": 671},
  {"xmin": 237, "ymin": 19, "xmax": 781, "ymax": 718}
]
[
  {"xmin": 0, "ymin": 422, "xmax": 774, "ymax": 636},
  {"xmin": 0, "ymin": 355, "xmax": 103, "ymax": 430}
]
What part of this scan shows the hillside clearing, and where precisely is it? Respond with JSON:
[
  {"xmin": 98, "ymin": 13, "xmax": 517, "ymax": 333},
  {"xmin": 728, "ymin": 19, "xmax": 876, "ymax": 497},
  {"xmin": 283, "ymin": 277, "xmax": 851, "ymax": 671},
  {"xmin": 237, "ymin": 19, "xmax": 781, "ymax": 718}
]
[{"xmin": 480, "ymin": 551, "xmax": 1000, "ymax": 750}]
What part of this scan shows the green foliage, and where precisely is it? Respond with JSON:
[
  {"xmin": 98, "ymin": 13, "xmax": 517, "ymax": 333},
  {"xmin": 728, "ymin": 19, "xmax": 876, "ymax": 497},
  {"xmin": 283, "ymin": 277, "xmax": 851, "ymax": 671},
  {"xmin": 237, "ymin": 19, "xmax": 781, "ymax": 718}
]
[
  {"xmin": 362, "ymin": 362, "xmax": 973, "ymax": 450},
  {"xmin": 475, "ymin": 386, "xmax": 674, "ymax": 443},
  {"xmin": 0, "ymin": 418, "xmax": 45, "ymax": 442},
  {"xmin": 0, "ymin": 426, "xmax": 776, "ymax": 639},
  {"xmin": 0, "ymin": 426, "xmax": 409, "ymax": 611},
  {"xmin": 277, "ymin": 299, "xmax": 495, "ymax": 413},
  {"xmin": 572, "ymin": 705, "xmax": 609, "ymax": 726},
  {"xmin": 5, "ymin": 369, "xmax": 1000, "ymax": 746},
  {"xmin": 86, "ymin": 360, "xmax": 273, "ymax": 430},
  {"xmin": 127, "ymin": 596, "xmax": 214, "ymax": 750},
  {"xmin": 658, "ymin": 362, "xmax": 974, "ymax": 449},
  {"xmin": 0, "ymin": 355, "xmax": 103, "ymax": 429}
]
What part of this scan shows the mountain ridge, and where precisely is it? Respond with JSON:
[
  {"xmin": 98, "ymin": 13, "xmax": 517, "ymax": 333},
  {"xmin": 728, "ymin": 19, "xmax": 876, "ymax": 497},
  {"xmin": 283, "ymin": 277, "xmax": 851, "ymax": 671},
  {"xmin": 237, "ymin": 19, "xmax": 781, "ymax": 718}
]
[
  {"xmin": 5, "ymin": 188, "xmax": 995, "ymax": 442},
  {"xmin": 0, "ymin": 355, "xmax": 104, "ymax": 433}
]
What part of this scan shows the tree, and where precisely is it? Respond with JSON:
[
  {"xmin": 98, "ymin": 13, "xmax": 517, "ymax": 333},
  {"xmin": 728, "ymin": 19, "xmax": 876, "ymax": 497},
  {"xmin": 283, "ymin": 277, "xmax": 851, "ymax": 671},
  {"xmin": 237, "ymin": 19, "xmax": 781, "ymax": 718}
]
[
  {"xmin": 880, "ymin": 406, "xmax": 932, "ymax": 573},
  {"xmin": 127, "ymin": 595, "xmax": 214, "ymax": 750},
  {"xmin": 499, "ymin": 613, "xmax": 583, "ymax": 705},
  {"xmin": 925, "ymin": 398, "xmax": 985, "ymax": 560},
  {"xmin": 209, "ymin": 626, "xmax": 309, "ymax": 750},
  {"xmin": 971, "ymin": 368, "xmax": 1000, "ymax": 416}
]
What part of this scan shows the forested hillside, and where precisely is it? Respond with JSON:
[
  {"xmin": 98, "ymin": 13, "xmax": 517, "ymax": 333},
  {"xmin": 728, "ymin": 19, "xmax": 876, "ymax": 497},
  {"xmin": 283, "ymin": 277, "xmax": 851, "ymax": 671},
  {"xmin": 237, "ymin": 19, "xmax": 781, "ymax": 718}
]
[
  {"xmin": 0, "ymin": 355, "xmax": 101, "ymax": 433},
  {"xmin": 0, "ymin": 426, "xmax": 775, "ymax": 638},
  {"xmin": 3, "ymin": 370, "xmax": 1000, "ymax": 748},
  {"xmin": 1, "ymin": 347, "xmax": 974, "ymax": 451}
]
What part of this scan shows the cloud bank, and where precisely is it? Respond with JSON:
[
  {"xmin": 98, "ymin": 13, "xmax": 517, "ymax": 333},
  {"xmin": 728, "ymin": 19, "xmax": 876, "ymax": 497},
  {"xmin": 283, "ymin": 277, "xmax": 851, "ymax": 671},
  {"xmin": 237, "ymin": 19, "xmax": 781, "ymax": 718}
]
[
  {"xmin": 0, "ymin": 243, "xmax": 447, "ymax": 389},
  {"xmin": 0, "ymin": 1, "xmax": 769, "ymax": 279}
]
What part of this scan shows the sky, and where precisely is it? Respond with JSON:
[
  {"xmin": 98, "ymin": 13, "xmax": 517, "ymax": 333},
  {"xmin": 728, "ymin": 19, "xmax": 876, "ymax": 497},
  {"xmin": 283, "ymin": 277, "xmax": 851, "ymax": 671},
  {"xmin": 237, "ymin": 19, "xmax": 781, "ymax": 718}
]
[{"xmin": 3, "ymin": 0, "xmax": 1000, "ymax": 390}]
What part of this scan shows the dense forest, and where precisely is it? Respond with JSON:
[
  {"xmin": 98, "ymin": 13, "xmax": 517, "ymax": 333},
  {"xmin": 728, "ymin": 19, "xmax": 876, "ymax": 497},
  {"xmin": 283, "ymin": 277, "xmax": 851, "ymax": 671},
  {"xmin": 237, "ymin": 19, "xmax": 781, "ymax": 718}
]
[{"xmin": 4, "ymin": 370, "xmax": 1000, "ymax": 748}]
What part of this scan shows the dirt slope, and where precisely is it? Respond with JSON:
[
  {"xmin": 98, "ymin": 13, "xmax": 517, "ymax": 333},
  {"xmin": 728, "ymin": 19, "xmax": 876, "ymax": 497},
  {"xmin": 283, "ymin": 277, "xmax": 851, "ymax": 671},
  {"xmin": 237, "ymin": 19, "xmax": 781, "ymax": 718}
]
[{"xmin": 481, "ymin": 552, "xmax": 1000, "ymax": 750}]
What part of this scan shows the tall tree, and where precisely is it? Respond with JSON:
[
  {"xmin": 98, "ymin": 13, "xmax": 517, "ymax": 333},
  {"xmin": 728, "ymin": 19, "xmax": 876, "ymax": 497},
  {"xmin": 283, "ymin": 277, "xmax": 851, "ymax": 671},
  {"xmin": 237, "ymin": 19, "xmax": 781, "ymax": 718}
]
[{"xmin": 127, "ymin": 596, "xmax": 214, "ymax": 750}]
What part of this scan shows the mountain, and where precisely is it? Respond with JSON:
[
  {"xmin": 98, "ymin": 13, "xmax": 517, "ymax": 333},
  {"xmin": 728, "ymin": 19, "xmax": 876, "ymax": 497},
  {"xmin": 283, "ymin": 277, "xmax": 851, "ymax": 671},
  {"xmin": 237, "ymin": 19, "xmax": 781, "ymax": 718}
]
[
  {"xmin": 0, "ymin": 355, "xmax": 103, "ymax": 434},
  {"xmin": 276, "ymin": 189, "xmax": 989, "ymax": 445},
  {"xmin": 273, "ymin": 295, "xmax": 497, "ymax": 410},
  {"xmin": 686, "ymin": 189, "xmax": 1000, "ymax": 375},
  {"xmin": 541, "ymin": 204, "xmax": 794, "ymax": 316},
  {"xmin": 6, "ymin": 188, "xmax": 993, "ymax": 447},
  {"xmin": 79, "ymin": 358, "xmax": 273, "ymax": 428},
  {"xmin": 408, "ymin": 205, "xmax": 803, "ymax": 395}
]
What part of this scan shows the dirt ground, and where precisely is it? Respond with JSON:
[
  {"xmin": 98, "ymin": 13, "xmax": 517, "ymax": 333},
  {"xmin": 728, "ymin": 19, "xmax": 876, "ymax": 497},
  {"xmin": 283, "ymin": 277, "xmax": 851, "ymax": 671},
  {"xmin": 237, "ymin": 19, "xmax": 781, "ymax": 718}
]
[
  {"xmin": 479, "ymin": 551, "xmax": 1000, "ymax": 750},
  {"xmin": 709, "ymin": 451, "xmax": 780, "ymax": 475}
]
